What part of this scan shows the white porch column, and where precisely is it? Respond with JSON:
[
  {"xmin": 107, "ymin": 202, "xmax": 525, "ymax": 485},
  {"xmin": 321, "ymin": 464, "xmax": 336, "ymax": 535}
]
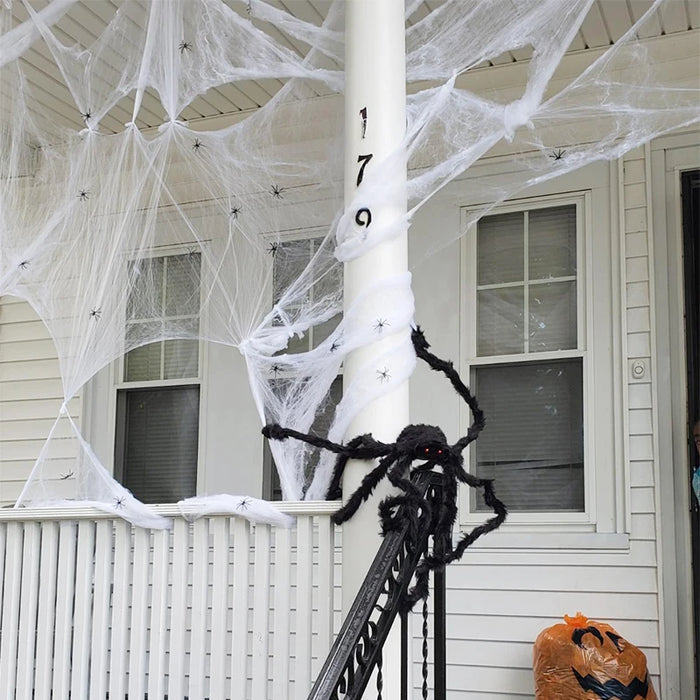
[{"xmin": 342, "ymin": 0, "xmax": 408, "ymax": 696}]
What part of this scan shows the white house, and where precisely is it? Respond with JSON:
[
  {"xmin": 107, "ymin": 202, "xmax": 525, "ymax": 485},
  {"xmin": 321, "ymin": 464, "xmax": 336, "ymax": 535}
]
[{"xmin": 0, "ymin": 1, "xmax": 698, "ymax": 698}]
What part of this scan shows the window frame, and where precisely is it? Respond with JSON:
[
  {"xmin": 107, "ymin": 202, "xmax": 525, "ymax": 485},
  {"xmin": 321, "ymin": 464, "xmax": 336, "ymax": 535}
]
[
  {"xmin": 112, "ymin": 243, "xmax": 207, "ymax": 502},
  {"xmin": 459, "ymin": 188, "xmax": 617, "ymax": 534}
]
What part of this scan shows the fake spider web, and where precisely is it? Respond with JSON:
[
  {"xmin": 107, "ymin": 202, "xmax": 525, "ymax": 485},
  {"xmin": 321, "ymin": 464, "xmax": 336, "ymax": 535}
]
[{"xmin": 0, "ymin": 0, "xmax": 697, "ymax": 527}]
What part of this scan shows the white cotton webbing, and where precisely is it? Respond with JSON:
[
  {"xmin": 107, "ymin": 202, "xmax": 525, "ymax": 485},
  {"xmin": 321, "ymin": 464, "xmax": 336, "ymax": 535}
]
[{"xmin": 1, "ymin": 0, "xmax": 697, "ymax": 526}]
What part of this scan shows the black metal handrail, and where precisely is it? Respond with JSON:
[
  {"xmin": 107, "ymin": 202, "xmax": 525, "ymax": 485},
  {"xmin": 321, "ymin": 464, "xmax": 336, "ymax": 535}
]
[{"xmin": 308, "ymin": 470, "xmax": 447, "ymax": 700}]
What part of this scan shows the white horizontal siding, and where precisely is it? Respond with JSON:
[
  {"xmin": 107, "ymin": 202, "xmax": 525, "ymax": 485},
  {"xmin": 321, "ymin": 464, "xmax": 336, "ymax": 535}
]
[
  {"xmin": 622, "ymin": 146, "xmax": 664, "ymax": 698},
  {"xmin": 413, "ymin": 559, "xmax": 661, "ymax": 697},
  {"xmin": 447, "ymin": 564, "xmax": 657, "ymax": 593},
  {"xmin": 445, "ymin": 588, "xmax": 658, "ymax": 619},
  {"xmin": 0, "ymin": 296, "xmax": 78, "ymax": 507}
]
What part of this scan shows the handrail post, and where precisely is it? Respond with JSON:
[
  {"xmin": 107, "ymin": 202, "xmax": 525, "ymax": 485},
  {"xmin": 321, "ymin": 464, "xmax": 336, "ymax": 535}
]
[
  {"xmin": 400, "ymin": 611, "xmax": 409, "ymax": 700},
  {"xmin": 433, "ymin": 564, "xmax": 447, "ymax": 698},
  {"xmin": 429, "ymin": 475, "xmax": 447, "ymax": 698}
]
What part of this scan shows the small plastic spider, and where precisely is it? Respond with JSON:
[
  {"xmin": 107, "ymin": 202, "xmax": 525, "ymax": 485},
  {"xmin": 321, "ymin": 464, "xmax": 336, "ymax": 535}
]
[
  {"xmin": 267, "ymin": 242, "xmax": 279, "ymax": 256},
  {"xmin": 376, "ymin": 367, "xmax": 391, "ymax": 382},
  {"xmin": 179, "ymin": 40, "xmax": 192, "ymax": 53},
  {"xmin": 548, "ymin": 148, "xmax": 566, "ymax": 161},
  {"xmin": 237, "ymin": 497, "xmax": 251, "ymax": 510},
  {"xmin": 192, "ymin": 138, "xmax": 204, "ymax": 152},
  {"xmin": 89, "ymin": 307, "xmax": 102, "ymax": 320},
  {"xmin": 80, "ymin": 110, "xmax": 92, "ymax": 123},
  {"xmin": 270, "ymin": 185, "xmax": 285, "ymax": 199},
  {"xmin": 78, "ymin": 189, "xmax": 90, "ymax": 201},
  {"xmin": 18, "ymin": 260, "xmax": 29, "ymax": 270},
  {"xmin": 229, "ymin": 205, "xmax": 241, "ymax": 219},
  {"xmin": 114, "ymin": 496, "xmax": 126, "ymax": 509},
  {"xmin": 263, "ymin": 326, "xmax": 507, "ymax": 611},
  {"xmin": 270, "ymin": 364, "xmax": 282, "ymax": 376},
  {"xmin": 59, "ymin": 471, "xmax": 74, "ymax": 480},
  {"xmin": 330, "ymin": 340, "xmax": 341, "ymax": 353},
  {"xmin": 374, "ymin": 318, "xmax": 389, "ymax": 333}
]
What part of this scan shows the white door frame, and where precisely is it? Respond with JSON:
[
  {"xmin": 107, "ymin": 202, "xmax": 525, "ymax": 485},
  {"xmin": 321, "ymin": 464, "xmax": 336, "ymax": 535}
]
[{"xmin": 651, "ymin": 129, "xmax": 700, "ymax": 700}]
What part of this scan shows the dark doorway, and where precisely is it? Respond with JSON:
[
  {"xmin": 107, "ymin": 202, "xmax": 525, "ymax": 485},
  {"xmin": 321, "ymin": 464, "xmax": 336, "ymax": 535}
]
[{"xmin": 681, "ymin": 169, "xmax": 700, "ymax": 696}]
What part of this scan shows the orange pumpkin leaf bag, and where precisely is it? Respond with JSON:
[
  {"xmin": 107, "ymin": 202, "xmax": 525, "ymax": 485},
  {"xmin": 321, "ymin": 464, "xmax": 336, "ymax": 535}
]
[{"xmin": 533, "ymin": 613, "xmax": 657, "ymax": 700}]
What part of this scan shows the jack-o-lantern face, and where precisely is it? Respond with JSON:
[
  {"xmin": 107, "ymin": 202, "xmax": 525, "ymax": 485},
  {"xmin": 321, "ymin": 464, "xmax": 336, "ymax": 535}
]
[{"xmin": 533, "ymin": 613, "xmax": 657, "ymax": 700}]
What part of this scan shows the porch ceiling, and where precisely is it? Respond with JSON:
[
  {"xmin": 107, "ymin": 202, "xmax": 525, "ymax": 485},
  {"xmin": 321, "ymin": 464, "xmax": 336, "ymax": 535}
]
[{"xmin": 8, "ymin": 0, "xmax": 700, "ymax": 134}]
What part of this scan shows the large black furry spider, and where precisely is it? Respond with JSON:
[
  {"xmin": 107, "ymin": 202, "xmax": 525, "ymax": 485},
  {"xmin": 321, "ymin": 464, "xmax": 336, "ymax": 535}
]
[{"xmin": 263, "ymin": 326, "xmax": 506, "ymax": 610}]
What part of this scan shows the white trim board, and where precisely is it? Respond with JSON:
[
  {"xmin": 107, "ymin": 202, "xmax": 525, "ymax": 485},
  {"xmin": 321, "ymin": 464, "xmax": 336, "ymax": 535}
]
[{"xmin": 650, "ymin": 129, "xmax": 700, "ymax": 700}]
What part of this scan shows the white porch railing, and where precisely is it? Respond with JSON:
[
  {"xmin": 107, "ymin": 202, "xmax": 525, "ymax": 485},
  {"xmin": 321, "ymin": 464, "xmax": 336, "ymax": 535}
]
[{"xmin": 0, "ymin": 503, "xmax": 339, "ymax": 700}]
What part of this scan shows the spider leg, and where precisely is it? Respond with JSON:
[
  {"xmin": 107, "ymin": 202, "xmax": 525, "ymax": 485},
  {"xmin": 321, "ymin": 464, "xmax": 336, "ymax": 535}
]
[
  {"xmin": 379, "ymin": 458, "xmax": 432, "ymax": 535},
  {"xmin": 404, "ymin": 466, "xmax": 502, "ymax": 612},
  {"xmin": 432, "ymin": 469, "xmax": 459, "ymax": 557},
  {"xmin": 326, "ymin": 434, "xmax": 396, "ymax": 499},
  {"xmin": 377, "ymin": 492, "xmax": 431, "ymax": 536},
  {"xmin": 326, "ymin": 452, "xmax": 351, "ymax": 501},
  {"xmin": 452, "ymin": 425, "xmax": 482, "ymax": 454},
  {"xmin": 386, "ymin": 456, "xmax": 418, "ymax": 492},
  {"xmin": 411, "ymin": 327, "xmax": 485, "ymax": 452},
  {"xmin": 263, "ymin": 424, "xmax": 391, "ymax": 457},
  {"xmin": 332, "ymin": 453, "xmax": 396, "ymax": 525},
  {"xmin": 402, "ymin": 557, "xmax": 437, "ymax": 613},
  {"xmin": 403, "ymin": 538, "xmax": 452, "ymax": 612},
  {"xmin": 452, "ymin": 456, "xmax": 485, "ymax": 489},
  {"xmin": 401, "ymin": 476, "xmax": 457, "ymax": 612},
  {"xmin": 263, "ymin": 424, "xmax": 349, "ymax": 453},
  {"xmin": 444, "ymin": 479, "xmax": 506, "ymax": 565}
]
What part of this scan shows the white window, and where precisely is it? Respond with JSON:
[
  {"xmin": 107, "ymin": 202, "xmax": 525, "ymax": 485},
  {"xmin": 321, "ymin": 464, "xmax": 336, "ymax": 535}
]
[
  {"xmin": 114, "ymin": 251, "xmax": 202, "ymax": 504},
  {"xmin": 460, "ymin": 182, "xmax": 625, "ymax": 541},
  {"xmin": 468, "ymin": 201, "xmax": 584, "ymax": 513},
  {"xmin": 264, "ymin": 234, "xmax": 342, "ymax": 500}
]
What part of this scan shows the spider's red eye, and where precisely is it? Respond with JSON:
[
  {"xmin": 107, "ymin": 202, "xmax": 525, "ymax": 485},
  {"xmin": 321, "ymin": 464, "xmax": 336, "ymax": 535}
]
[
  {"xmin": 437, "ymin": 449, "xmax": 443, "ymax": 455},
  {"xmin": 424, "ymin": 447, "xmax": 430, "ymax": 454}
]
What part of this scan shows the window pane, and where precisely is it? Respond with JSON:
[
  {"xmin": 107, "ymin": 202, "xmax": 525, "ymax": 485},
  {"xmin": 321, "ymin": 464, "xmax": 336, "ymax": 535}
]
[
  {"xmin": 127, "ymin": 257, "xmax": 164, "ymax": 321},
  {"xmin": 264, "ymin": 376, "xmax": 343, "ymax": 500},
  {"xmin": 164, "ymin": 253, "xmax": 201, "ymax": 317},
  {"xmin": 314, "ymin": 314, "xmax": 341, "ymax": 347},
  {"xmin": 164, "ymin": 339, "xmax": 199, "ymax": 379},
  {"xmin": 477, "ymin": 287, "xmax": 524, "ymax": 355},
  {"xmin": 124, "ymin": 325, "xmax": 162, "ymax": 382},
  {"xmin": 529, "ymin": 205, "xmax": 576, "ymax": 279},
  {"xmin": 285, "ymin": 333, "xmax": 309, "ymax": 355},
  {"xmin": 117, "ymin": 386, "xmax": 199, "ymax": 503},
  {"xmin": 477, "ymin": 212, "xmax": 523, "ymax": 285},
  {"xmin": 313, "ymin": 237, "xmax": 343, "ymax": 302},
  {"xmin": 529, "ymin": 281, "xmax": 577, "ymax": 352},
  {"xmin": 473, "ymin": 359, "xmax": 584, "ymax": 511},
  {"xmin": 272, "ymin": 237, "xmax": 343, "ymax": 354},
  {"xmin": 272, "ymin": 239, "xmax": 312, "ymax": 302}
]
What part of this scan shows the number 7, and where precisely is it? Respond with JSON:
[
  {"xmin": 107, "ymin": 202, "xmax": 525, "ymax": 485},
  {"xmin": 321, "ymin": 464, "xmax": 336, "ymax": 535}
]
[{"xmin": 356, "ymin": 153, "xmax": 373, "ymax": 186}]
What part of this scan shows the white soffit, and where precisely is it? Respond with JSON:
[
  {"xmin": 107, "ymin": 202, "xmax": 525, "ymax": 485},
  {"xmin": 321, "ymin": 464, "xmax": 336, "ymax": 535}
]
[{"xmin": 7, "ymin": 0, "xmax": 699, "ymax": 134}]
